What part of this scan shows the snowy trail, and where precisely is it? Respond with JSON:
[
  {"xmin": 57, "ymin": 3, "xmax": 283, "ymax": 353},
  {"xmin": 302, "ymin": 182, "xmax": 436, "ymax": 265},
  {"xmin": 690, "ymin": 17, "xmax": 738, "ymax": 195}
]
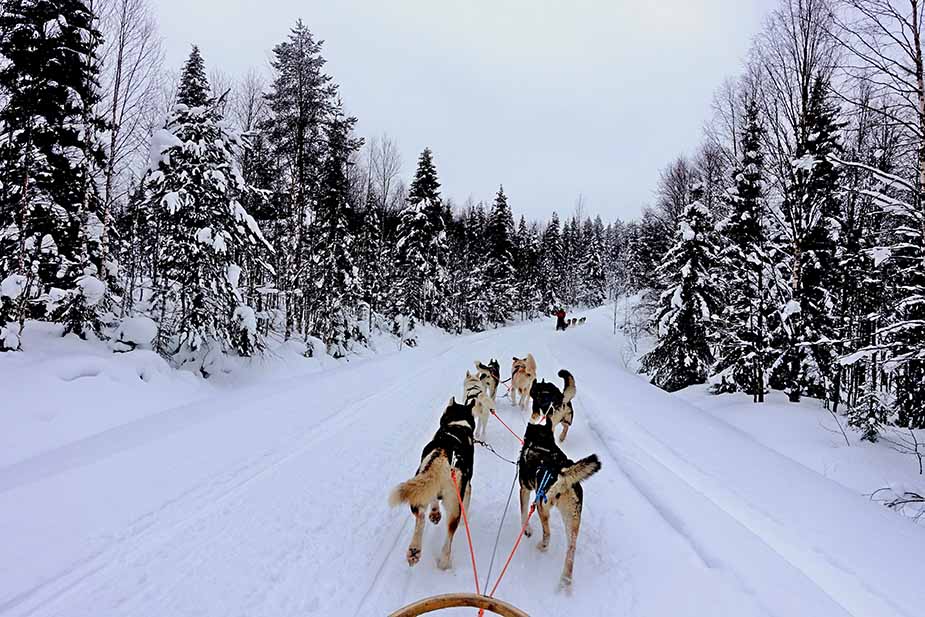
[{"xmin": 2, "ymin": 308, "xmax": 924, "ymax": 617}]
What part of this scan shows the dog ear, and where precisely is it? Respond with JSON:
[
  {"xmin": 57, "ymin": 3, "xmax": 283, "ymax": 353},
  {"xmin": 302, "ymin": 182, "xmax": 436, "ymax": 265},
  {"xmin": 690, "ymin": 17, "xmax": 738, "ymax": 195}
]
[
  {"xmin": 465, "ymin": 370, "xmax": 471, "ymax": 378},
  {"xmin": 448, "ymin": 396, "xmax": 456, "ymax": 407}
]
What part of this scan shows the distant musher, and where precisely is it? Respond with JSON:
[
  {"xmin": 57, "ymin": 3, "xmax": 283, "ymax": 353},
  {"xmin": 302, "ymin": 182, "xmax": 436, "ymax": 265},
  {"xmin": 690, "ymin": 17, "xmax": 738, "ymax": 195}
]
[{"xmin": 554, "ymin": 308, "xmax": 568, "ymax": 331}]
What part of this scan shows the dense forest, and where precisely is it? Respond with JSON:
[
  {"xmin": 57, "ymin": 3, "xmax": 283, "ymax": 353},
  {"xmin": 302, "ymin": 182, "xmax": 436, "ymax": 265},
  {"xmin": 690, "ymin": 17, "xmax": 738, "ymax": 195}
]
[{"xmin": 0, "ymin": 0, "xmax": 922, "ymax": 441}]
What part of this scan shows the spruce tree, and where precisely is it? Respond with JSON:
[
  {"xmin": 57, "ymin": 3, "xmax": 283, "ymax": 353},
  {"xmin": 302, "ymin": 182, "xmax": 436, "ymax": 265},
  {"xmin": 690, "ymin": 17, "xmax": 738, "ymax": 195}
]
[
  {"xmin": 263, "ymin": 20, "xmax": 335, "ymax": 338},
  {"xmin": 395, "ymin": 148, "xmax": 447, "ymax": 328},
  {"xmin": 712, "ymin": 99, "xmax": 774, "ymax": 399},
  {"xmin": 310, "ymin": 105, "xmax": 363, "ymax": 356},
  {"xmin": 141, "ymin": 47, "xmax": 270, "ymax": 373},
  {"xmin": 578, "ymin": 218, "xmax": 607, "ymax": 306},
  {"xmin": 773, "ymin": 76, "xmax": 843, "ymax": 401},
  {"xmin": 0, "ymin": 0, "xmax": 108, "ymax": 346},
  {"xmin": 484, "ymin": 185, "xmax": 516, "ymax": 324},
  {"xmin": 640, "ymin": 188, "xmax": 723, "ymax": 392},
  {"xmin": 539, "ymin": 212, "xmax": 563, "ymax": 311}
]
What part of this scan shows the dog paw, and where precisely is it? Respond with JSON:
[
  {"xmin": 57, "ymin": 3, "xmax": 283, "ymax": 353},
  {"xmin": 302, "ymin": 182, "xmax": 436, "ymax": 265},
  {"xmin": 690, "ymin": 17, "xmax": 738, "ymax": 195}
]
[
  {"xmin": 537, "ymin": 538, "xmax": 549, "ymax": 552},
  {"xmin": 406, "ymin": 547, "xmax": 421, "ymax": 567},
  {"xmin": 429, "ymin": 508, "xmax": 442, "ymax": 525},
  {"xmin": 523, "ymin": 525, "xmax": 533, "ymax": 538},
  {"xmin": 436, "ymin": 555, "xmax": 452, "ymax": 571},
  {"xmin": 557, "ymin": 576, "xmax": 573, "ymax": 594}
]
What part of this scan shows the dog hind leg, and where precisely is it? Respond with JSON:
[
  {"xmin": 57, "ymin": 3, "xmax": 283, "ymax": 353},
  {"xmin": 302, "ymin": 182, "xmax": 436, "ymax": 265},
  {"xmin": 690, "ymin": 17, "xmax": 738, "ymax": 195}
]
[
  {"xmin": 558, "ymin": 422, "xmax": 570, "ymax": 443},
  {"xmin": 407, "ymin": 506, "xmax": 426, "ymax": 567},
  {"xmin": 558, "ymin": 492, "xmax": 582, "ymax": 590},
  {"xmin": 437, "ymin": 485, "xmax": 465, "ymax": 570},
  {"xmin": 519, "ymin": 486, "xmax": 533, "ymax": 537},
  {"xmin": 537, "ymin": 502, "xmax": 551, "ymax": 551}
]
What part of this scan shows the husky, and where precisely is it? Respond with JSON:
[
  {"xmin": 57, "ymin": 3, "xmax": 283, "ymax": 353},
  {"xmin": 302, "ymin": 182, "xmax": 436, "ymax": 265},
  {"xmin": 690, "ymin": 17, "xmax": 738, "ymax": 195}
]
[
  {"xmin": 578, "ymin": 317, "xmax": 586, "ymax": 325},
  {"xmin": 529, "ymin": 369, "xmax": 576, "ymax": 442},
  {"xmin": 510, "ymin": 353, "xmax": 537, "ymax": 409},
  {"xmin": 465, "ymin": 370, "xmax": 495, "ymax": 439},
  {"xmin": 389, "ymin": 397, "xmax": 476, "ymax": 570},
  {"xmin": 518, "ymin": 413, "xmax": 601, "ymax": 589},
  {"xmin": 475, "ymin": 359, "xmax": 501, "ymax": 400}
]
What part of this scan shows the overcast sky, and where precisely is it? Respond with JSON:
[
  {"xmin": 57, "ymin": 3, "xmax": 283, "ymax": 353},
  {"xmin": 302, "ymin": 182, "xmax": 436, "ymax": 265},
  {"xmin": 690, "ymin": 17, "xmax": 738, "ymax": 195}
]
[{"xmin": 155, "ymin": 0, "xmax": 774, "ymax": 222}]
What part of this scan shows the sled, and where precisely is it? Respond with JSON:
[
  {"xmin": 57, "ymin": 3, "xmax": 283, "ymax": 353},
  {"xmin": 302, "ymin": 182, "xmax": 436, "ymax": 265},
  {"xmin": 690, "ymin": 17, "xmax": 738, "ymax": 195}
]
[{"xmin": 388, "ymin": 592, "xmax": 529, "ymax": 616}]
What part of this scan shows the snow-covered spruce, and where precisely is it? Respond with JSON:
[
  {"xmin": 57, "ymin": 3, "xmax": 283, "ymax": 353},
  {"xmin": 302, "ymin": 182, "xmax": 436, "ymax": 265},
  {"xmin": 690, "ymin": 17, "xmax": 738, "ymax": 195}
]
[
  {"xmin": 394, "ymin": 147, "xmax": 449, "ymax": 331},
  {"xmin": 0, "ymin": 0, "xmax": 109, "ymax": 345},
  {"xmin": 138, "ymin": 47, "xmax": 271, "ymax": 374},
  {"xmin": 711, "ymin": 98, "xmax": 776, "ymax": 399},
  {"xmin": 641, "ymin": 187, "xmax": 723, "ymax": 392}
]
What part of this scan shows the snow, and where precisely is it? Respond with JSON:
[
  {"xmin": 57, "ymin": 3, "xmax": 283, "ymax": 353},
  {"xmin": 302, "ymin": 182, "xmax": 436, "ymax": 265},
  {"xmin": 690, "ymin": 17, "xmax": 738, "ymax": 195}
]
[
  {"xmin": 233, "ymin": 305, "xmax": 257, "ymax": 335},
  {"xmin": 115, "ymin": 315, "xmax": 159, "ymax": 349},
  {"xmin": 76, "ymin": 275, "xmax": 105, "ymax": 306},
  {"xmin": 149, "ymin": 129, "xmax": 183, "ymax": 169},
  {"xmin": 226, "ymin": 264, "xmax": 242, "ymax": 289},
  {"xmin": 871, "ymin": 246, "xmax": 892, "ymax": 267},
  {"xmin": 680, "ymin": 220, "xmax": 695, "ymax": 241},
  {"xmin": 195, "ymin": 226, "xmax": 213, "ymax": 244},
  {"xmin": 40, "ymin": 234, "xmax": 57, "ymax": 255},
  {"xmin": 1, "ymin": 306, "xmax": 923, "ymax": 617},
  {"xmin": 782, "ymin": 299, "xmax": 801, "ymax": 320},
  {"xmin": 163, "ymin": 191, "xmax": 183, "ymax": 214},
  {"xmin": 792, "ymin": 154, "xmax": 818, "ymax": 171},
  {"xmin": 1, "ymin": 273, "xmax": 27, "ymax": 299}
]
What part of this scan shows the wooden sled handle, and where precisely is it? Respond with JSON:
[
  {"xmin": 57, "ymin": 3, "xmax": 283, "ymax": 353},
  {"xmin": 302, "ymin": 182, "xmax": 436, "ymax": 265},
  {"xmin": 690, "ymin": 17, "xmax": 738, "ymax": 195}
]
[{"xmin": 388, "ymin": 592, "xmax": 529, "ymax": 617}]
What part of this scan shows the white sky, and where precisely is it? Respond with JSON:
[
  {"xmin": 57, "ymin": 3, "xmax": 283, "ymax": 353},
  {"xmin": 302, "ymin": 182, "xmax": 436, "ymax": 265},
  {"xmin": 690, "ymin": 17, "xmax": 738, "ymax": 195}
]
[{"xmin": 155, "ymin": 0, "xmax": 774, "ymax": 222}]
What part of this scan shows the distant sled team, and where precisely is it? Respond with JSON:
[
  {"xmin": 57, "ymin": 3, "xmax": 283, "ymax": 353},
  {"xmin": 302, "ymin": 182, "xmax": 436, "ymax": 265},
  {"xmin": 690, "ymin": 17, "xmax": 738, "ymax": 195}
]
[
  {"xmin": 554, "ymin": 309, "xmax": 587, "ymax": 331},
  {"xmin": 389, "ymin": 350, "xmax": 601, "ymax": 591}
]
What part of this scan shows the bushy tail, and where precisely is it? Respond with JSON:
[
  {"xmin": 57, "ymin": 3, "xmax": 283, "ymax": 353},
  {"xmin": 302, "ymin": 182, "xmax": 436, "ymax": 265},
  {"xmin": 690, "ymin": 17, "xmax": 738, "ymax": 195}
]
[
  {"xmin": 389, "ymin": 454, "xmax": 450, "ymax": 508},
  {"xmin": 558, "ymin": 369, "xmax": 576, "ymax": 405},
  {"xmin": 526, "ymin": 353, "xmax": 537, "ymax": 373},
  {"xmin": 549, "ymin": 454, "xmax": 601, "ymax": 496}
]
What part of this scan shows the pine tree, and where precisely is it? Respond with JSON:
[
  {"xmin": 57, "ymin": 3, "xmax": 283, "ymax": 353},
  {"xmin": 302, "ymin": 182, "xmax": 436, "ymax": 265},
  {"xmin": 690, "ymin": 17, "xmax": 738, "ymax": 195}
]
[
  {"xmin": 640, "ymin": 188, "xmax": 723, "ymax": 392},
  {"xmin": 712, "ymin": 99, "xmax": 774, "ymax": 399},
  {"xmin": 484, "ymin": 185, "xmax": 516, "ymax": 324},
  {"xmin": 395, "ymin": 148, "xmax": 447, "ymax": 328},
  {"xmin": 141, "ymin": 47, "xmax": 270, "ymax": 374},
  {"xmin": 0, "ymin": 0, "xmax": 109, "ymax": 347}
]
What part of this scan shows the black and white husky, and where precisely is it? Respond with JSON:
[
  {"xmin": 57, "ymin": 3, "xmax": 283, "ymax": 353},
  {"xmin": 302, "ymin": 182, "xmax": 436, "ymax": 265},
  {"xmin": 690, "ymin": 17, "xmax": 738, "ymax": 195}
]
[
  {"xmin": 464, "ymin": 370, "xmax": 495, "ymax": 439},
  {"xmin": 519, "ymin": 413, "xmax": 601, "ymax": 590},
  {"xmin": 529, "ymin": 369, "xmax": 576, "ymax": 442},
  {"xmin": 475, "ymin": 359, "xmax": 501, "ymax": 400},
  {"xmin": 389, "ymin": 398, "xmax": 476, "ymax": 570}
]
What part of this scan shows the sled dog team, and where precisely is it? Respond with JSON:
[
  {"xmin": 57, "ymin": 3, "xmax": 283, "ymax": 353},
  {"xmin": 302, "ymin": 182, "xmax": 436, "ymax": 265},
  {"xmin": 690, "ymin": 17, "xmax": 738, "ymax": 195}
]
[{"xmin": 389, "ymin": 353, "xmax": 601, "ymax": 590}]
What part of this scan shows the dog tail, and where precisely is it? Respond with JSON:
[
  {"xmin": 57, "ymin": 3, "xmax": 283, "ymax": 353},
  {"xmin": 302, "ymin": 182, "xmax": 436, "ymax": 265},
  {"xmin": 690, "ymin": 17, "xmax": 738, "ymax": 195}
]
[
  {"xmin": 549, "ymin": 454, "xmax": 601, "ymax": 496},
  {"xmin": 526, "ymin": 353, "xmax": 537, "ymax": 373},
  {"xmin": 389, "ymin": 453, "xmax": 450, "ymax": 508},
  {"xmin": 558, "ymin": 369, "xmax": 576, "ymax": 405}
]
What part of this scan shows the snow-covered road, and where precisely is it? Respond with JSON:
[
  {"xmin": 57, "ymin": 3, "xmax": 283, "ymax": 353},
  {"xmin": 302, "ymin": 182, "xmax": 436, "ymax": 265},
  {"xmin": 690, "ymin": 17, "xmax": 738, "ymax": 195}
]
[{"xmin": 2, "ymin": 308, "xmax": 923, "ymax": 617}]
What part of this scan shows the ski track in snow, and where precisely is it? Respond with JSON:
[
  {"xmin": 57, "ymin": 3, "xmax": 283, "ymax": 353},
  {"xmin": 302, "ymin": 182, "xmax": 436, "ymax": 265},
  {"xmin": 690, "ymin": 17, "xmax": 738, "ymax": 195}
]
[{"xmin": 1, "ymin": 309, "xmax": 923, "ymax": 617}]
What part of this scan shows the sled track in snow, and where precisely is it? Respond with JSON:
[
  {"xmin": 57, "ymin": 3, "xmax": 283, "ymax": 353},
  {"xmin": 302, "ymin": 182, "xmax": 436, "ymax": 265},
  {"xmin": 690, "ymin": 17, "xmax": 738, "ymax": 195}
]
[
  {"xmin": 551, "ymin": 329, "xmax": 911, "ymax": 617},
  {"xmin": 1, "ymin": 336, "xmax": 489, "ymax": 617}
]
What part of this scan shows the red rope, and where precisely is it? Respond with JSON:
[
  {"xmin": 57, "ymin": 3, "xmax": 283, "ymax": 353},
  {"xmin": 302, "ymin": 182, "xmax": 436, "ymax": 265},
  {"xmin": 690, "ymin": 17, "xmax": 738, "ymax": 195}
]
[
  {"xmin": 490, "ymin": 410, "xmax": 524, "ymax": 445},
  {"xmin": 450, "ymin": 468, "xmax": 482, "ymax": 607},
  {"xmin": 487, "ymin": 504, "xmax": 536, "ymax": 598}
]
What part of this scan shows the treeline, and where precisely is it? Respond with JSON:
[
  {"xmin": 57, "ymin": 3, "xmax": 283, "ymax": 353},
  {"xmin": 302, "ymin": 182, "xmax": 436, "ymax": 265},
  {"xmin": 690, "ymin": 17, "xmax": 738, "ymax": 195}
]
[
  {"xmin": 635, "ymin": 0, "xmax": 925, "ymax": 434},
  {"xmin": 0, "ymin": 1, "xmax": 621, "ymax": 374}
]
